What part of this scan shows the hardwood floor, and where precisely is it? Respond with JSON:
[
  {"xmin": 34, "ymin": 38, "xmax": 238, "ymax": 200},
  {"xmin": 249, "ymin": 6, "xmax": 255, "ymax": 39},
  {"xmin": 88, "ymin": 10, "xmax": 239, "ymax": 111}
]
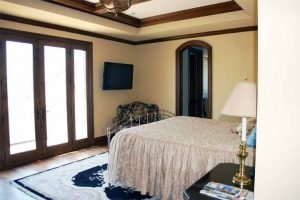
[{"xmin": 0, "ymin": 146, "xmax": 108, "ymax": 200}]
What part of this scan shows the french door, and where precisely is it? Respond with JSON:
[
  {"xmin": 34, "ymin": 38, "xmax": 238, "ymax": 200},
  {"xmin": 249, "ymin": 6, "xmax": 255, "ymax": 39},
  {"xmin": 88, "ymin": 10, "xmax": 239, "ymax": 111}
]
[{"xmin": 0, "ymin": 29, "xmax": 93, "ymax": 169}]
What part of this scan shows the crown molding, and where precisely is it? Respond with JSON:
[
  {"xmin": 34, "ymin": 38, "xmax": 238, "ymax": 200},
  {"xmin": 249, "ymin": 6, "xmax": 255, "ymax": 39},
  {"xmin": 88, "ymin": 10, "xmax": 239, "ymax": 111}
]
[
  {"xmin": 140, "ymin": 1, "xmax": 242, "ymax": 27},
  {"xmin": 41, "ymin": 0, "xmax": 242, "ymax": 28},
  {"xmin": 0, "ymin": 14, "xmax": 135, "ymax": 45},
  {"xmin": 134, "ymin": 26, "xmax": 258, "ymax": 45},
  {"xmin": 0, "ymin": 14, "xmax": 257, "ymax": 45}
]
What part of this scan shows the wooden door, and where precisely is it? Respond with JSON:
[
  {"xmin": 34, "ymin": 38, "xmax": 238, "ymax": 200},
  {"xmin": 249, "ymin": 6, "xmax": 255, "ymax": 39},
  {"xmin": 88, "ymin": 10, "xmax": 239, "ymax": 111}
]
[
  {"xmin": 0, "ymin": 30, "xmax": 93, "ymax": 169},
  {"xmin": 1, "ymin": 37, "xmax": 41, "ymax": 168},
  {"xmin": 176, "ymin": 40, "xmax": 212, "ymax": 119}
]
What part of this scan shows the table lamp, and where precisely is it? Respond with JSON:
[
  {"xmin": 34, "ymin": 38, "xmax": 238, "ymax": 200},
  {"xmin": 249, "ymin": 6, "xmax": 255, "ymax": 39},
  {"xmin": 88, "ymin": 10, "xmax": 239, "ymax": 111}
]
[{"xmin": 222, "ymin": 81, "xmax": 257, "ymax": 186}]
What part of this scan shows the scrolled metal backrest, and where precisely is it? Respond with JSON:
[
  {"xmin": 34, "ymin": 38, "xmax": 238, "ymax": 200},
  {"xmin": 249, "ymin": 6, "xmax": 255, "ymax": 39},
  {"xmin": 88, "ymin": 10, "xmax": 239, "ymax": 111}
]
[
  {"xmin": 106, "ymin": 101, "xmax": 175, "ymax": 150},
  {"xmin": 107, "ymin": 108, "xmax": 175, "ymax": 150}
]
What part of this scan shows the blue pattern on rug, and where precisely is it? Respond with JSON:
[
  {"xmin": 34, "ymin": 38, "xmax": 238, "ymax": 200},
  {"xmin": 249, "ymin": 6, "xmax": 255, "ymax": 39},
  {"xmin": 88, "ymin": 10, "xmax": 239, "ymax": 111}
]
[
  {"xmin": 72, "ymin": 163, "xmax": 153, "ymax": 200},
  {"xmin": 104, "ymin": 186, "xmax": 152, "ymax": 200},
  {"xmin": 72, "ymin": 164, "xmax": 107, "ymax": 188},
  {"xmin": 12, "ymin": 152, "xmax": 156, "ymax": 200}
]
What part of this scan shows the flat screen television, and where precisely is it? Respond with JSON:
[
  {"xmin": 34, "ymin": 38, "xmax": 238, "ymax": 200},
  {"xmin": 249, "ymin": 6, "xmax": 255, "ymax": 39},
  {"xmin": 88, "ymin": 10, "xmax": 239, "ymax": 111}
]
[{"xmin": 102, "ymin": 62, "xmax": 133, "ymax": 90}]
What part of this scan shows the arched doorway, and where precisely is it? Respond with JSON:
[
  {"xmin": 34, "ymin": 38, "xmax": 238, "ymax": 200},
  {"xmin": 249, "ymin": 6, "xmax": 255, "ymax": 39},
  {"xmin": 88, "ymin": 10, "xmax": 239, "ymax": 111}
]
[{"xmin": 176, "ymin": 40, "xmax": 212, "ymax": 118}]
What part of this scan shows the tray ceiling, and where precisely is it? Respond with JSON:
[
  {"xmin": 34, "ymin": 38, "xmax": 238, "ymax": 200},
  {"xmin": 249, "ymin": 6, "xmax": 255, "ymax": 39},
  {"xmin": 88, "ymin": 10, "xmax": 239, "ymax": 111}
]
[{"xmin": 0, "ymin": 0, "xmax": 257, "ymax": 42}]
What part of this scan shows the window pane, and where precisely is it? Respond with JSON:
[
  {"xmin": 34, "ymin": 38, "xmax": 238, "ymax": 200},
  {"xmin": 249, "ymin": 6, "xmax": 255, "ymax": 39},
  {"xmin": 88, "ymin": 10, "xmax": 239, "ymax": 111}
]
[
  {"xmin": 44, "ymin": 46, "xmax": 68, "ymax": 146},
  {"xmin": 6, "ymin": 41, "xmax": 36, "ymax": 154},
  {"xmin": 74, "ymin": 50, "xmax": 88, "ymax": 140}
]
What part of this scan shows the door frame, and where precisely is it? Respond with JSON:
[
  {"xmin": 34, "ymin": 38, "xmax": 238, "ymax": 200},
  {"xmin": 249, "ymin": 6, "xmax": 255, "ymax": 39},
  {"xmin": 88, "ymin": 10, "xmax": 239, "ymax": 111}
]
[
  {"xmin": 0, "ymin": 28, "xmax": 94, "ymax": 169},
  {"xmin": 38, "ymin": 41, "xmax": 73, "ymax": 156},
  {"xmin": 175, "ymin": 40, "xmax": 212, "ymax": 118},
  {"xmin": 0, "ymin": 35, "xmax": 41, "ymax": 168},
  {"xmin": 188, "ymin": 47, "xmax": 204, "ymax": 117},
  {"xmin": 0, "ymin": 35, "xmax": 6, "ymax": 170}
]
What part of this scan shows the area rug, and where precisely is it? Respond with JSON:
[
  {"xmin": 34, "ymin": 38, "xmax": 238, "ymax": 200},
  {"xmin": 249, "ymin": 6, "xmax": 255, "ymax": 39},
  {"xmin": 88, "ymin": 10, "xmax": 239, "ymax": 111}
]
[{"xmin": 12, "ymin": 152, "xmax": 157, "ymax": 200}]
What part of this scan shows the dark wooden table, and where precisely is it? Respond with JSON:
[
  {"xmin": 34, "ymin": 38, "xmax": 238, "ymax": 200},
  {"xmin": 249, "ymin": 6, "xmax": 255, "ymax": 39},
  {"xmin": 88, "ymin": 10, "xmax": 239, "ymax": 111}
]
[{"xmin": 183, "ymin": 163, "xmax": 254, "ymax": 200}]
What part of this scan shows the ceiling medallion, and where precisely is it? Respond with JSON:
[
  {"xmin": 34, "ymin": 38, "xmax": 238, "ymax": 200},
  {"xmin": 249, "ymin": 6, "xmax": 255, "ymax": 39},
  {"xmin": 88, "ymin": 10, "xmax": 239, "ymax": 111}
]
[{"xmin": 100, "ymin": 0, "xmax": 132, "ymax": 16}]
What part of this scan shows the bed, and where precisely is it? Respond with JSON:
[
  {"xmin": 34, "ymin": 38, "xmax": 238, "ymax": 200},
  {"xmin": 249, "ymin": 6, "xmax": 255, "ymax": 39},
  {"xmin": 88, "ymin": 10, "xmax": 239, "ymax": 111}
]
[{"xmin": 108, "ymin": 116, "xmax": 254, "ymax": 200}]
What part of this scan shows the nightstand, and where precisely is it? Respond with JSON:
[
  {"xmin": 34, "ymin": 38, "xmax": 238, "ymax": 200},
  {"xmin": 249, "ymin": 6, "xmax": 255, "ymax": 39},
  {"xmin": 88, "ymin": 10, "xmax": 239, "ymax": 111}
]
[{"xmin": 183, "ymin": 163, "xmax": 254, "ymax": 200}]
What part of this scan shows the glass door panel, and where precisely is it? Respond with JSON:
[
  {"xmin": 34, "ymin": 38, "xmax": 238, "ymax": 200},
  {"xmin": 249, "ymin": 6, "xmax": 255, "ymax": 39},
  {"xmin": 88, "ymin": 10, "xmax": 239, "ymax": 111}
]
[
  {"xmin": 44, "ymin": 46, "xmax": 68, "ymax": 146},
  {"xmin": 74, "ymin": 49, "xmax": 88, "ymax": 140},
  {"xmin": 6, "ymin": 41, "xmax": 36, "ymax": 154}
]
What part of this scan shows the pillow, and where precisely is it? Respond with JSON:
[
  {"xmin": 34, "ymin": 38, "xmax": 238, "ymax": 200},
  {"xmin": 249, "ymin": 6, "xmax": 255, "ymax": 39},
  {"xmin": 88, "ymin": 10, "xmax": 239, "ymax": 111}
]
[{"xmin": 247, "ymin": 127, "xmax": 256, "ymax": 148}]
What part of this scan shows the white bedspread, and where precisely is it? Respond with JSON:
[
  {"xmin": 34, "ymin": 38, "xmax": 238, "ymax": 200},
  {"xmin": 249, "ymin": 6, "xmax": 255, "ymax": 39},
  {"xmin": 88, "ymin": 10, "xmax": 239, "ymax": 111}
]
[{"xmin": 108, "ymin": 116, "xmax": 254, "ymax": 200}]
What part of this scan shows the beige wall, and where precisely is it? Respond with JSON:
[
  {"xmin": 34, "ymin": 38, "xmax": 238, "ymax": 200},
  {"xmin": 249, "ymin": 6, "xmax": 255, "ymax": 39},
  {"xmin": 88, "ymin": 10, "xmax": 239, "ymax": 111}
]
[
  {"xmin": 0, "ymin": 20, "xmax": 257, "ymax": 138},
  {"xmin": 255, "ymin": 0, "xmax": 300, "ymax": 199},
  {"xmin": 0, "ymin": 20, "xmax": 136, "ymax": 137},
  {"xmin": 133, "ymin": 31, "xmax": 257, "ymax": 120}
]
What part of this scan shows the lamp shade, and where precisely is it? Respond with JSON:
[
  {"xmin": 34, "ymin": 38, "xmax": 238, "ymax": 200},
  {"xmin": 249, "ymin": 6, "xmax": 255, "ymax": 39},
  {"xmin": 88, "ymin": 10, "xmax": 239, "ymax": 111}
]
[{"xmin": 222, "ymin": 82, "xmax": 257, "ymax": 118}]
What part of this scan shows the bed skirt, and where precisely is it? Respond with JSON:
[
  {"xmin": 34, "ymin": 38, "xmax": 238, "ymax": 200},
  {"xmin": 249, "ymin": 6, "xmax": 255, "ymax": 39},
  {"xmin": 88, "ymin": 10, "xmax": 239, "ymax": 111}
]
[{"xmin": 108, "ymin": 117, "xmax": 254, "ymax": 200}]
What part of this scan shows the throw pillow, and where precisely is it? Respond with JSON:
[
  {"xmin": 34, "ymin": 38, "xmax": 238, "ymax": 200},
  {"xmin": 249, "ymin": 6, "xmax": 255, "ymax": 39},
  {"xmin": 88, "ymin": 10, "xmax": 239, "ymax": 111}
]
[{"xmin": 247, "ymin": 127, "xmax": 256, "ymax": 148}]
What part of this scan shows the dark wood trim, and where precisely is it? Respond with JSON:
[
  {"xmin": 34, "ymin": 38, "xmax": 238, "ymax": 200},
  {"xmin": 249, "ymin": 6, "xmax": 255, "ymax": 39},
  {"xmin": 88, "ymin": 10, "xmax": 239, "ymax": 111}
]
[
  {"xmin": 35, "ymin": 40, "xmax": 44, "ymax": 157},
  {"xmin": 44, "ymin": 143, "xmax": 73, "ymax": 158},
  {"xmin": 207, "ymin": 47, "xmax": 213, "ymax": 119},
  {"xmin": 37, "ymin": 40, "xmax": 47, "ymax": 156},
  {"xmin": 0, "ymin": 28, "xmax": 92, "ymax": 46},
  {"xmin": 98, "ymin": 12, "xmax": 141, "ymax": 27},
  {"xmin": 37, "ymin": 41, "xmax": 73, "ymax": 156},
  {"xmin": 42, "ymin": 0, "xmax": 148, "ymax": 27},
  {"xmin": 0, "ymin": 14, "xmax": 257, "ymax": 45},
  {"xmin": 75, "ymin": 0, "xmax": 97, "ymax": 7},
  {"xmin": 94, "ymin": 135, "xmax": 108, "ymax": 146},
  {"xmin": 131, "ymin": 0, "xmax": 150, "ymax": 4},
  {"xmin": 135, "ymin": 26, "xmax": 258, "ymax": 45},
  {"xmin": 0, "ymin": 38, "xmax": 5, "ymax": 170},
  {"xmin": 0, "ymin": 38, "xmax": 9, "ymax": 169},
  {"xmin": 0, "ymin": 29, "xmax": 94, "ymax": 169},
  {"xmin": 67, "ymin": 45, "xmax": 75, "ymax": 148},
  {"xmin": 6, "ymin": 150, "xmax": 40, "ymax": 169},
  {"xmin": 141, "ymin": 1, "xmax": 242, "ymax": 27},
  {"xmin": 42, "ymin": 0, "xmax": 242, "ymax": 28},
  {"xmin": 176, "ymin": 40, "xmax": 212, "ymax": 118},
  {"xmin": 86, "ymin": 43, "xmax": 95, "ymax": 146},
  {"xmin": 41, "ymin": 0, "xmax": 141, "ymax": 27},
  {"xmin": 0, "ymin": 14, "xmax": 134, "ymax": 45},
  {"xmin": 43, "ymin": 0, "xmax": 95, "ymax": 12}
]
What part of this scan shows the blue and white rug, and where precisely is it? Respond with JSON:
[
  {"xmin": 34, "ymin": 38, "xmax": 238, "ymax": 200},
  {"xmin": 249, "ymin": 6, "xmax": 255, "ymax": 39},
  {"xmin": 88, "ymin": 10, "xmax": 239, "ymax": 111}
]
[{"xmin": 12, "ymin": 152, "xmax": 157, "ymax": 200}]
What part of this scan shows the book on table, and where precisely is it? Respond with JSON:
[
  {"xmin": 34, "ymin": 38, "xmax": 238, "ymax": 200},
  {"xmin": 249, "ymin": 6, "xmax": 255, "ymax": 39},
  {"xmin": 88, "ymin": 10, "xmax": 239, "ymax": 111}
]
[{"xmin": 199, "ymin": 182, "xmax": 254, "ymax": 200}]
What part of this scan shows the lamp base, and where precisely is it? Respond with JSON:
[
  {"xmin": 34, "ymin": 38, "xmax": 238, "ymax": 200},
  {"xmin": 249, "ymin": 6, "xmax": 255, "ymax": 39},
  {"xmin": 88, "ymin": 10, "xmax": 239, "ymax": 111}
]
[
  {"xmin": 232, "ymin": 141, "xmax": 253, "ymax": 186},
  {"xmin": 232, "ymin": 172, "xmax": 252, "ymax": 186}
]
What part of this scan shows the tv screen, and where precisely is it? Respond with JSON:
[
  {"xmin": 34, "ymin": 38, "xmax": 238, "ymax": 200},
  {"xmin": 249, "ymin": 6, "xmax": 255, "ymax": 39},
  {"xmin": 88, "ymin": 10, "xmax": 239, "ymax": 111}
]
[{"xmin": 102, "ymin": 62, "xmax": 133, "ymax": 90}]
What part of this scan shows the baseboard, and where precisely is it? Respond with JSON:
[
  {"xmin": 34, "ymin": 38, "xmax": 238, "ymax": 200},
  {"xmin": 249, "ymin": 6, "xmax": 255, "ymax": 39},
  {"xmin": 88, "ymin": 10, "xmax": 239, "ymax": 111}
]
[
  {"xmin": 94, "ymin": 135, "xmax": 107, "ymax": 146},
  {"xmin": 94, "ymin": 133, "xmax": 117, "ymax": 147}
]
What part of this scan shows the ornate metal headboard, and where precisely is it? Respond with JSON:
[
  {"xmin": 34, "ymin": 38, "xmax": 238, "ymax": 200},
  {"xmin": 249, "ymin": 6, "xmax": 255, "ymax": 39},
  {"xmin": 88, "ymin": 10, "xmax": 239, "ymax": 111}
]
[{"xmin": 106, "ymin": 102, "xmax": 175, "ymax": 149}]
